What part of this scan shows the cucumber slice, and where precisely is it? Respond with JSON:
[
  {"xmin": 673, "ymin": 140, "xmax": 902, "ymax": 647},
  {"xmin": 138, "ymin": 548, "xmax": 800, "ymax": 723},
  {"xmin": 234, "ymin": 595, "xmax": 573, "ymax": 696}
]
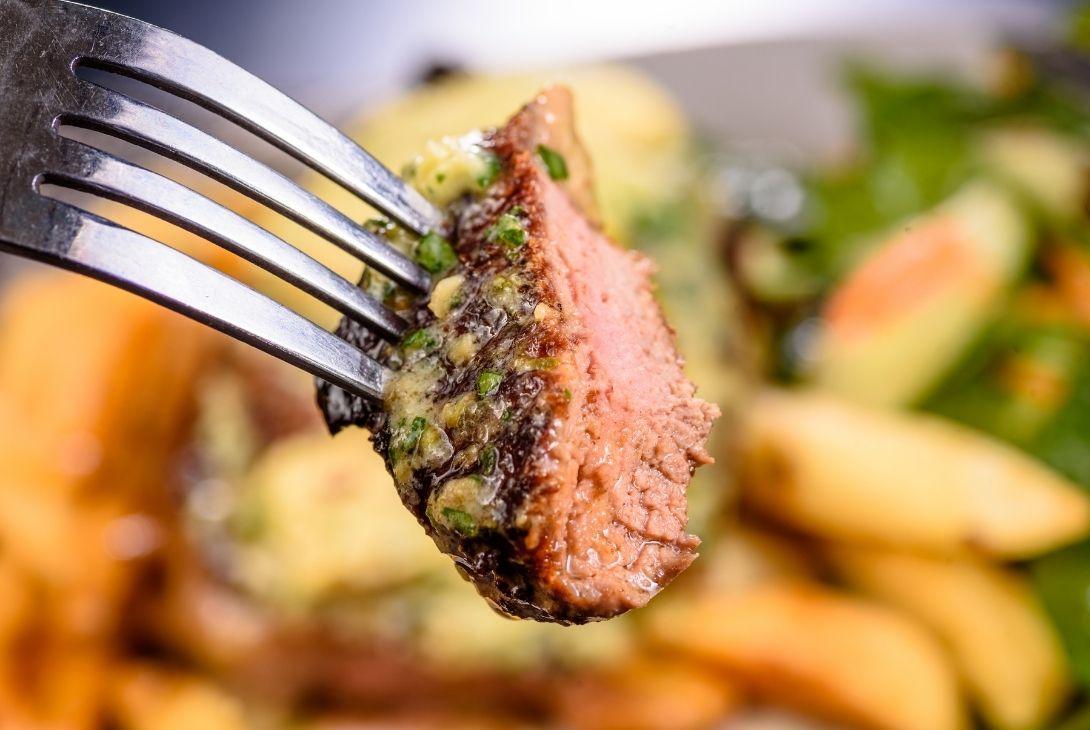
[{"xmin": 807, "ymin": 181, "xmax": 1031, "ymax": 407}]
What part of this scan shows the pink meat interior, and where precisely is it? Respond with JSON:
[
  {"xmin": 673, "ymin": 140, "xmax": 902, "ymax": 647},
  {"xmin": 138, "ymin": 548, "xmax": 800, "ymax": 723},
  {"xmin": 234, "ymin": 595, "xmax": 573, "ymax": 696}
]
[{"xmin": 525, "ymin": 175, "xmax": 718, "ymax": 614}]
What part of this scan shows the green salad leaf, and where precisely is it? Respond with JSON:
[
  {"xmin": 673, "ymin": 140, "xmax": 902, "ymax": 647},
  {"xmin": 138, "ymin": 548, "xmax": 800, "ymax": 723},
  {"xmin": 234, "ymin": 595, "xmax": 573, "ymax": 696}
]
[
  {"xmin": 1055, "ymin": 703, "xmax": 1090, "ymax": 730},
  {"xmin": 925, "ymin": 316, "xmax": 1090, "ymax": 490},
  {"xmin": 1032, "ymin": 540, "xmax": 1090, "ymax": 689},
  {"xmin": 799, "ymin": 67, "xmax": 991, "ymax": 281},
  {"xmin": 795, "ymin": 65, "xmax": 1090, "ymax": 288}
]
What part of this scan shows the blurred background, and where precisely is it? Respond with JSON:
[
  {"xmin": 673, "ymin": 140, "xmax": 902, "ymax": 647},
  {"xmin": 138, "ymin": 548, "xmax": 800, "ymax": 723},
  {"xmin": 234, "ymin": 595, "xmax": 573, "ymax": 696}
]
[
  {"xmin": 90, "ymin": 0, "xmax": 1059, "ymax": 153},
  {"xmin": 5, "ymin": 1, "xmax": 1090, "ymax": 729}
]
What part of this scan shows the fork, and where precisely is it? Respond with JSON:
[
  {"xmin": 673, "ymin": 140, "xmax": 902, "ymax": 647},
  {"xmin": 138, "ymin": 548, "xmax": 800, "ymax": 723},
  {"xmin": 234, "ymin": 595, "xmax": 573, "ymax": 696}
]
[{"xmin": 0, "ymin": 0, "xmax": 444, "ymax": 400}]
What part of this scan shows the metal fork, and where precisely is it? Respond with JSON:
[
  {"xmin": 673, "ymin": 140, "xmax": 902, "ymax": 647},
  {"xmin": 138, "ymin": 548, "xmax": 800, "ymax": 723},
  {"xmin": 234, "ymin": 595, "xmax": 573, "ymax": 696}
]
[{"xmin": 0, "ymin": 0, "xmax": 443, "ymax": 400}]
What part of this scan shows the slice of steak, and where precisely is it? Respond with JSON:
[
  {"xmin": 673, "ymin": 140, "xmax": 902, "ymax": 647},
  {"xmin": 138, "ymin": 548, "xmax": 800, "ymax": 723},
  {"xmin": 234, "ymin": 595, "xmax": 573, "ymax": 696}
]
[{"xmin": 319, "ymin": 87, "xmax": 719, "ymax": 623}]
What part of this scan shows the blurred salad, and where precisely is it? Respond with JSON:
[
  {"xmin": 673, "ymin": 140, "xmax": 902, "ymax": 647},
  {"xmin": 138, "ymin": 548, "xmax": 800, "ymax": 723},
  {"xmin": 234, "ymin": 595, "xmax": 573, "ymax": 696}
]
[{"xmin": 725, "ymin": 32, "xmax": 1090, "ymax": 725}]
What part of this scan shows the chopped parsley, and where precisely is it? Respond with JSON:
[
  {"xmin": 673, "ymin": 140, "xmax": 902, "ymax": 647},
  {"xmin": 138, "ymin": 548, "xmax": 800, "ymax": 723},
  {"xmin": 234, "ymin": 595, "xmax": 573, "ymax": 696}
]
[
  {"xmin": 477, "ymin": 369, "xmax": 504, "ymax": 397},
  {"xmin": 536, "ymin": 144, "xmax": 569, "ymax": 181},
  {"xmin": 476, "ymin": 152, "xmax": 502, "ymax": 189},
  {"xmin": 390, "ymin": 416, "xmax": 428, "ymax": 461},
  {"xmin": 402, "ymin": 328, "xmax": 439, "ymax": 351},
  {"xmin": 479, "ymin": 445, "xmax": 498, "ymax": 475},
  {"xmin": 486, "ymin": 207, "xmax": 528, "ymax": 249},
  {"xmin": 485, "ymin": 274, "xmax": 523, "ymax": 311},
  {"xmin": 415, "ymin": 231, "xmax": 457, "ymax": 274},
  {"xmin": 441, "ymin": 507, "xmax": 478, "ymax": 536}
]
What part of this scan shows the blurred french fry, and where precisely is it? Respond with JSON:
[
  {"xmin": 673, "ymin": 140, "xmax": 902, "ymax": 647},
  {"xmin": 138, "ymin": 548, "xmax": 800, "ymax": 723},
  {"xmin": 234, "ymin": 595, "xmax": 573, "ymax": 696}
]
[
  {"xmin": 0, "ymin": 630, "xmax": 111, "ymax": 730},
  {"xmin": 304, "ymin": 713, "xmax": 525, "ymax": 730},
  {"xmin": 38, "ymin": 644, "xmax": 111, "ymax": 730},
  {"xmin": 828, "ymin": 547, "xmax": 1070, "ymax": 730},
  {"xmin": 0, "ymin": 272, "xmax": 216, "ymax": 496},
  {"xmin": 0, "ymin": 557, "xmax": 32, "ymax": 647},
  {"xmin": 0, "ymin": 270, "xmax": 219, "ymax": 727},
  {"xmin": 695, "ymin": 524, "xmax": 813, "ymax": 595},
  {"xmin": 555, "ymin": 656, "xmax": 743, "ymax": 730},
  {"xmin": 649, "ymin": 582, "xmax": 966, "ymax": 730},
  {"xmin": 109, "ymin": 663, "xmax": 249, "ymax": 730},
  {"xmin": 0, "ymin": 476, "xmax": 163, "ymax": 642},
  {"xmin": 0, "ymin": 556, "xmax": 37, "ymax": 729},
  {"xmin": 738, "ymin": 389, "xmax": 1090, "ymax": 558}
]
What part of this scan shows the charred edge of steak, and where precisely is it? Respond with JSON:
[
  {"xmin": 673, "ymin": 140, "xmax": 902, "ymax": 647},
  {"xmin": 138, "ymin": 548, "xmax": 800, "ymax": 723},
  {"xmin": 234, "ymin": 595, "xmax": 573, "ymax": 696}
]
[{"xmin": 319, "ymin": 139, "xmax": 578, "ymax": 620}]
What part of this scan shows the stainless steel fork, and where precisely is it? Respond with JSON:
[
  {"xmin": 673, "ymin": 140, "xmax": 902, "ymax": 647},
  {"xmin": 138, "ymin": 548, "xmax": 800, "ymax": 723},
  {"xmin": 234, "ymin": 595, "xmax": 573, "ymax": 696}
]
[{"xmin": 0, "ymin": 0, "xmax": 444, "ymax": 400}]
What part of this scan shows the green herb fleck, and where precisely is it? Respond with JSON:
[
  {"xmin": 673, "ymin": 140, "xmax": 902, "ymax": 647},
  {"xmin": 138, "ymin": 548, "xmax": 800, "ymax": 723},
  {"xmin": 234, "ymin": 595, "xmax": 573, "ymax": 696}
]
[
  {"xmin": 562, "ymin": 388, "xmax": 572, "ymax": 402},
  {"xmin": 476, "ymin": 152, "xmax": 502, "ymax": 189},
  {"xmin": 391, "ymin": 416, "xmax": 428, "ymax": 461},
  {"xmin": 490, "ymin": 276, "xmax": 514, "ymax": 294},
  {"xmin": 536, "ymin": 144, "xmax": 568, "ymax": 181},
  {"xmin": 405, "ymin": 417, "xmax": 427, "ymax": 445},
  {"xmin": 402, "ymin": 328, "xmax": 438, "ymax": 351},
  {"xmin": 441, "ymin": 507, "xmax": 478, "ymax": 536},
  {"xmin": 435, "ymin": 171, "xmax": 446, "ymax": 184},
  {"xmin": 501, "ymin": 408, "xmax": 512, "ymax": 422},
  {"xmin": 477, "ymin": 369, "xmax": 503, "ymax": 397},
  {"xmin": 485, "ymin": 274, "xmax": 526, "ymax": 312},
  {"xmin": 1032, "ymin": 540, "xmax": 1090, "ymax": 686},
  {"xmin": 486, "ymin": 209, "xmax": 528, "ymax": 249},
  {"xmin": 479, "ymin": 445, "xmax": 498, "ymax": 475},
  {"xmin": 415, "ymin": 232, "xmax": 457, "ymax": 274}
]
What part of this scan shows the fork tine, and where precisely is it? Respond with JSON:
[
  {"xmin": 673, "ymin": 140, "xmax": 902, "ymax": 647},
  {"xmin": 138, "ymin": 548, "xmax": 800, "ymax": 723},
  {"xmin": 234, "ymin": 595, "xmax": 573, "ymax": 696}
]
[
  {"xmin": 63, "ymin": 1, "xmax": 443, "ymax": 236},
  {"xmin": 62, "ymin": 84, "xmax": 430, "ymax": 293},
  {"xmin": 60, "ymin": 210, "xmax": 388, "ymax": 400},
  {"xmin": 46, "ymin": 138, "xmax": 407, "ymax": 341}
]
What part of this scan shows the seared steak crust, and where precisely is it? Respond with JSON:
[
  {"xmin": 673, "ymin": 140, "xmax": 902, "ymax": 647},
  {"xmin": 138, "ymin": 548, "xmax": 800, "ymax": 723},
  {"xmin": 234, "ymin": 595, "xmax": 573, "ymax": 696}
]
[{"xmin": 320, "ymin": 88, "xmax": 718, "ymax": 623}]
